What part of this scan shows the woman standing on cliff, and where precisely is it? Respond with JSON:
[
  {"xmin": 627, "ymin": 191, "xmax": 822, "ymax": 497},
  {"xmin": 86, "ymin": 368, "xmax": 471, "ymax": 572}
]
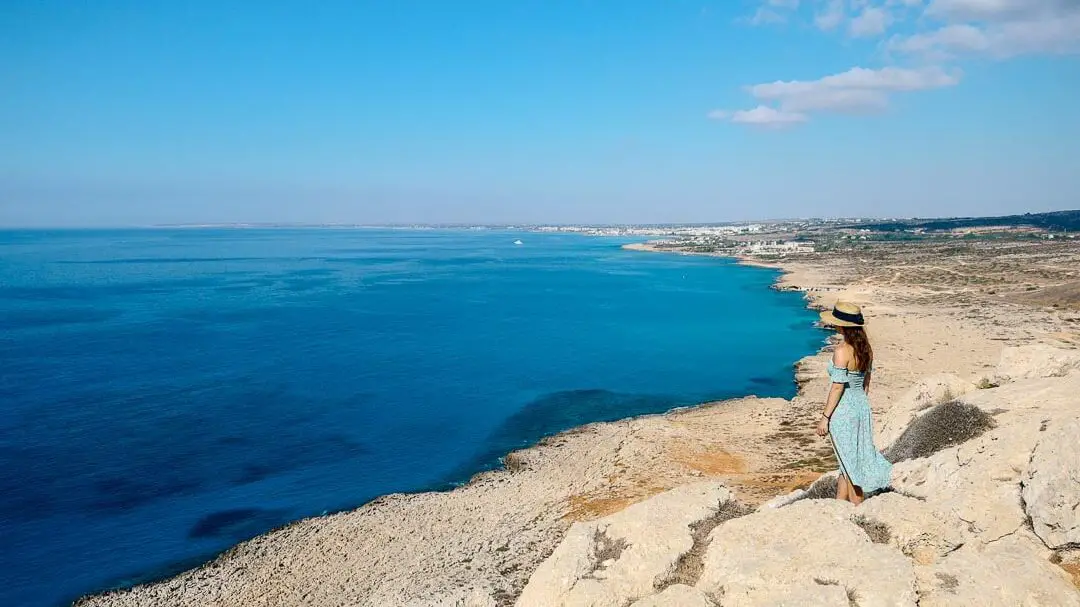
[{"xmin": 815, "ymin": 302, "xmax": 892, "ymax": 505}]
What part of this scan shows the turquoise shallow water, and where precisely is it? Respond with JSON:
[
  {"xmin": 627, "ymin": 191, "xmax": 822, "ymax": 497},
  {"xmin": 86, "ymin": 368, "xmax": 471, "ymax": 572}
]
[{"xmin": 0, "ymin": 229, "xmax": 821, "ymax": 606}]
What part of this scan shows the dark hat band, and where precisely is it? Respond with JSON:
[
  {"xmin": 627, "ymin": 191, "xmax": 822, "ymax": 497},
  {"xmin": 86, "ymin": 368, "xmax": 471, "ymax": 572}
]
[{"xmin": 832, "ymin": 307, "xmax": 864, "ymax": 325}]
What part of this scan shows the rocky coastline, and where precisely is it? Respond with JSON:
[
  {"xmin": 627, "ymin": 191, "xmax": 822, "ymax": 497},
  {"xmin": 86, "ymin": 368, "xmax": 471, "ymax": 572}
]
[{"xmin": 80, "ymin": 239, "xmax": 1080, "ymax": 606}]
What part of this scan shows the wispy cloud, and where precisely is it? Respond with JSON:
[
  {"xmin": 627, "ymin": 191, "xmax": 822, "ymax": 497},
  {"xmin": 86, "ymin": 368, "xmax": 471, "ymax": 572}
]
[
  {"xmin": 744, "ymin": 0, "xmax": 1080, "ymax": 56},
  {"xmin": 720, "ymin": 0, "xmax": 1077, "ymax": 128},
  {"xmin": 890, "ymin": 0, "xmax": 1080, "ymax": 58},
  {"xmin": 708, "ymin": 106, "xmax": 809, "ymax": 128},
  {"xmin": 711, "ymin": 66, "xmax": 961, "ymax": 127}
]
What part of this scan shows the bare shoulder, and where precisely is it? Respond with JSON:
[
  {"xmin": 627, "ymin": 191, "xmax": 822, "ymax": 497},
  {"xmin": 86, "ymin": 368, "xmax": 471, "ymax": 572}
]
[{"xmin": 832, "ymin": 343, "xmax": 853, "ymax": 367}]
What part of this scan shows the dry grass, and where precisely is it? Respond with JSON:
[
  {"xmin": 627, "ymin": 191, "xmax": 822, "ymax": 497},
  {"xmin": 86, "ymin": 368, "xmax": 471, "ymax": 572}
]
[
  {"xmin": 589, "ymin": 528, "xmax": 628, "ymax": 572},
  {"xmin": 1052, "ymin": 552, "xmax": 1080, "ymax": 590},
  {"xmin": 885, "ymin": 402, "xmax": 996, "ymax": 463},
  {"xmin": 564, "ymin": 485, "xmax": 667, "ymax": 522},
  {"xmin": 852, "ymin": 515, "xmax": 891, "ymax": 544},
  {"xmin": 654, "ymin": 500, "xmax": 753, "ymax": 591},
  {"xmin": 673, "ymin": 447, "xmax": 748, "ymax": 475}
]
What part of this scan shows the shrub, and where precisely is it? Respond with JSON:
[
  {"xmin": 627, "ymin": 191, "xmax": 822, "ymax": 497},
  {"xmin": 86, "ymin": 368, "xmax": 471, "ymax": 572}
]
[{"xmin": 885, "ymin": 402, "xmax": 996, "ymax": 463}]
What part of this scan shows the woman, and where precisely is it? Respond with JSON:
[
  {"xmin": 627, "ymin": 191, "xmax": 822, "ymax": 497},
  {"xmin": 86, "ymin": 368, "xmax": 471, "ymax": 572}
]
[{"xmin": 815, "ymin": 302, "xmax": 892, "ymax": 505}]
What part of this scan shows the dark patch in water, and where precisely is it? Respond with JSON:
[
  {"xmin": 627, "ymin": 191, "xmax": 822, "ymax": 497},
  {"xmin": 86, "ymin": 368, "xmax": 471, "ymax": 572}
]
[
  {"xmin": 749, "ymin": 376, "xmax": 783, "ymax": 387},
  {"xmin": 0, "ymin": 383, "xmax": 374, "ymax": 522},
  {"xmin": 440, "ymin": 389, "xmax": 692, "ymax": 485},
  {"xmin": 188, "ymin": 508, "xmax": 290, "ymax": 539}
]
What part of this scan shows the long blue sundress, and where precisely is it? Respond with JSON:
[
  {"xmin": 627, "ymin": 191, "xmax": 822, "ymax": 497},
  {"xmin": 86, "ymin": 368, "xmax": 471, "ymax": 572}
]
[{"xmin": 827, "ymin": 362, "xmax": 892, "ymax": 492}]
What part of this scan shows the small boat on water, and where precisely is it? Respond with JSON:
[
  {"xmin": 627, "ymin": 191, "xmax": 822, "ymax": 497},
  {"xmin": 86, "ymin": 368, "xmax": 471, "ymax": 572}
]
[{"xmin": 513, "ymin": 239, "xmax": 523, "ymax": 245}]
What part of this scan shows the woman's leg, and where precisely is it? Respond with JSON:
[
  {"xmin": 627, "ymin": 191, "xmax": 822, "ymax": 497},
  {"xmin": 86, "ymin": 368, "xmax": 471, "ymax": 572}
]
[
  {"xmin": 848, "ymin": 480, "xmax": 864, "ymax": 505},
  {"xmin": 836, "ymin": 475, "xmax": 850, "ymax": 501}
]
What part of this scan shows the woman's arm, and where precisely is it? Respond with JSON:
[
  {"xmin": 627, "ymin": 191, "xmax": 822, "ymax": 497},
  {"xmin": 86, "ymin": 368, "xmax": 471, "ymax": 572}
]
[
  {"xmin": 823, "ymin": 382, "xmax": 845, "ymax": 419},
  {"xmin": 864, "ymin": 369, "xmax": 872, "ymax": 395},
  {"xmin": 817, "ymin": 347, "xmax": 849, "ymax": 436}
]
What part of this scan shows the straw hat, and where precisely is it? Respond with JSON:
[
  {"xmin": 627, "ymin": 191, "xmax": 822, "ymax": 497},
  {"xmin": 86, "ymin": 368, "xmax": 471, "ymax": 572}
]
[{"xmin": 820, "ymin": 301, "xmax": 866, "ymax": 327}]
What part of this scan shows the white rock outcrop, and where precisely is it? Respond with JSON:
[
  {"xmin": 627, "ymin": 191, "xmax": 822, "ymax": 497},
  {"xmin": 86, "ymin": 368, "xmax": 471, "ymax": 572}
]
[
  {"xmin": 1023, "ymin": 419, "xmax": 1080, "ymax": 550},
  {"xmin": 627, "ymin": 585, "xmax": 715, "ymax": 607},
  {"xmin": 696, "ymin": 499, "xmax": 918, "ymax": 607},
  {"xmin": 854, "ymin": 492, "xmax": 965, "ymax": 564},
  {"xmin": 915, "ymin": 532, "xmax": 1080, "ymax": 607},
  {"xmin": 994, "ymin": 344, "xmax": 1080, "ymax": 383},
  {"xmin": 520, "ymin": 364, "xmax": 1080, "ymax": 607},
  {"xmin": 516, "ymin": 482, "xmax": 732, "ymax": 607}
]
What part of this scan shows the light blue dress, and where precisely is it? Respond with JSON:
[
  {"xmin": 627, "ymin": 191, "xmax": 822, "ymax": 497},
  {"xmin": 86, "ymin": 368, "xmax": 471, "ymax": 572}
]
[{"xmin": 827, "ymin": 362, "xmax": 892, "ymax": 492}]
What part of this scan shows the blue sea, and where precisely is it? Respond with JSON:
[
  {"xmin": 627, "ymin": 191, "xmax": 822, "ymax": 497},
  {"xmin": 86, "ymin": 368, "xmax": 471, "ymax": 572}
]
[{"xmin": 0, "ymin": 229, "xmax": 821, "ymax": 607}]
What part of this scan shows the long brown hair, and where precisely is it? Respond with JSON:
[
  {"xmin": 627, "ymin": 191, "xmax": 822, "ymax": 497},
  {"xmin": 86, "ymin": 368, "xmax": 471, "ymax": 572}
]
[{"xmin": 839, "ymin": 326, "xmax": 873, "ymax": 374}]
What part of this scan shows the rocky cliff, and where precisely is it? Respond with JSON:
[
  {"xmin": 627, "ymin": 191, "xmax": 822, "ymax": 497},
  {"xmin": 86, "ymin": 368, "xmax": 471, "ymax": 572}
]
[{"xmin": 514, "ymin": 345, "xmax": 1080, "ymax": 606}]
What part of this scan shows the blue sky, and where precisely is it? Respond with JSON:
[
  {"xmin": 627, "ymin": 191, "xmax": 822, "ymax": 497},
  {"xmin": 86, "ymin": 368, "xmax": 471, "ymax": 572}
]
[{"xmin": 1, "ymin": 0, "xmax": 1078, "ymax": 226}]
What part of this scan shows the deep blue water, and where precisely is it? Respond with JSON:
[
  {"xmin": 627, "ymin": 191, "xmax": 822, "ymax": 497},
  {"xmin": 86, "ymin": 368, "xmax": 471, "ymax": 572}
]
[{"xmin": 0, "ymin": 229, "xmax": 821, "ymax": 607}]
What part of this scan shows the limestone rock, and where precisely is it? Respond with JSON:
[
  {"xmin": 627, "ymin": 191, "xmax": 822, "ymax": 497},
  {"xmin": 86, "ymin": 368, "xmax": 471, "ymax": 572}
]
[
  {"xmin": 719, "ymin": 581, "xmax": 850, "ymax": 606},
  {"xmin": 885, "ymin": 374, "xmax": 1080, "ymax": 547},
  {"xmin": 757, "ymin": 488, "xmax": 805, "ymax": 511},
  {"xmin": 854, "ymin": 492, "xmax": 965, "ymax": 564},
  {"xmin": 915, "ymin": 532, "xmax": 1080, "ymax": 607},
  {"xmin": 877, "ymin": 374, "xmax": 976, "ymax": 448},
  {"xmin": 516, "ymin": 482, "xmax": 732, "ymax": 607},
  {"xmin": 628, "ymin": 585, "xmax": 716, "ymax": 607},
  {"xmin": 1023, "ymin": 419, "xmax": 1080, "ymax": 550},
  {"xmin": 890, "ymin": 429, "xmax": 1032, "ymax": 546},
  {"xmin": 994, "ymin": 344, "xmax": 1080, "ymax": 384},
  {"xmin": 696, "ymin": 499, "xmax": 918, "ymax": 606}
]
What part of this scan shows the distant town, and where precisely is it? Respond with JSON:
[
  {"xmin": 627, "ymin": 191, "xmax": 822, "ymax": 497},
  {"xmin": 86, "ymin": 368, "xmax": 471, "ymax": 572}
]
[{"xmin": 159, "ymin": 210, "xmax": 1079, "ymax": 260}]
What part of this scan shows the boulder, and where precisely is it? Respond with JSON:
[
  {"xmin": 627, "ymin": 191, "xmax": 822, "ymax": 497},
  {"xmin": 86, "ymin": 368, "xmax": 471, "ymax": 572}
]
[
  {"xmin": 915, "ymin": 532, "xmax": 1080, "ymax": 606},
  {"xmin": 695, "ymin": 499, "xmax": 918, "ymax": 606},
  {"xmin": 516, "ymin": 482, "xmax": 732, "ymax": 607},
  {"xmin": 877, "ymin": 374, "xmax": 977, "ymax": 448},
  {"xmin": 1023, "ymin": 419, "xmax": 1080, "ymax": 550},
  {"xmin": 994, "ymin": 344, "xmax": 1080, "ymax": 384},
  {"xmin": 854, "ymin": 492, "xmax": 965, "ymax": 564},
  {"xmin": 889, "ymin": 424, "xmax": 1036, "ymax": 546},
  {"xmin": 888, "ymin": 373, "xmax": 1080, "ymax": 548}
]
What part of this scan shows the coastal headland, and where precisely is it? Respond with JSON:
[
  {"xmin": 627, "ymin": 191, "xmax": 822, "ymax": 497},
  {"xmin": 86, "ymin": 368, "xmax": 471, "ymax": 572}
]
[{"xmin": 81, "ymin": 224, "xmax": 1080, "ymax": 606}]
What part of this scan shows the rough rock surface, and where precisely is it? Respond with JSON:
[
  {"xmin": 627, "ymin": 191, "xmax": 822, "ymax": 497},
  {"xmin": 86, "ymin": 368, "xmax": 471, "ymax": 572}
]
[
  {"xmin": 1023, "ymin": 419, "xmax": 1080, "ymax": 550},
  {"xmin": 854, "ymin": 492, "xmax": 964, "ymax": 564},
  {"xmin": 628, "ymin": 585, "xmax": 715, "ymax": 607},
  {"xmin": 994, "ymin": 343, "xmax": 1080, "ymax": 383},
  {"xmin": 915, "ymin": 532, "xmax": 1080, "ymax": 607},
  {"xmin": 697, "ymin": 499, "xmax": 917, "ymax": 606},
  {"xmin": 519, "ymin": 353, "xmax": 1080, "ymax": 606},
  {"xmin": 516, "ymin": 482, "xmax": 731, "ymax": 607}
]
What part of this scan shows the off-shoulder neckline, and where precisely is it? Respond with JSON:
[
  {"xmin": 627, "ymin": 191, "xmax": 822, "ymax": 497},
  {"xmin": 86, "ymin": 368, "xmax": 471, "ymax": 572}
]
[{"xmin": 828, "ymin": 361, "xmax": 865, "ymax": 375}]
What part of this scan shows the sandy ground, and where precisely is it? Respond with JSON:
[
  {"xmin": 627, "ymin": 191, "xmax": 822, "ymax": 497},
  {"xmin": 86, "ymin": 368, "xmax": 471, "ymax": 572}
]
[{"xmin": 82, "ymin": 238, "xmax": 1080, "ymax": 607}]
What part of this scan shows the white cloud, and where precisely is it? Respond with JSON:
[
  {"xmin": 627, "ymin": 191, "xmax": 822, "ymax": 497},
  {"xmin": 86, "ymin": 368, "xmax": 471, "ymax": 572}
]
[
  {"xmin": 850, "ymin": 6, "xmax": 892, "ymax": 36},
  {"xmin": 712, "ymin": 66, "xmax": 961, "ymax": 127},
  {"xmin": 814, "ymin": 0, "xmax": 847, "ymax": 30},
  {"xmin": 725, "ymin": 0, "xmax": 1074, "ymax": 130},
  {"xmin": 743, "ymin": 0, "xmax": 1080, "ymax": 55},
  {"xmin": 748, "ymin": 7, "xmax": 789, "ymax": 25},
  {"xmin": 893, "ymin": 0, "xmax": 1080, "ymax": 57},
  {"xmin": 710, "ymin": 106, "xmax": 809, "ymax": 128}
]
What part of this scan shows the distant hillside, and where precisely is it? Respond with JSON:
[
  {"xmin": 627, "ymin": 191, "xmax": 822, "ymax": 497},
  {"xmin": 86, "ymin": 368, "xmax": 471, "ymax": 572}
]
[{"xmin": 853, "ymin": 210, "xmax": 1080, "ymax": 233}]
